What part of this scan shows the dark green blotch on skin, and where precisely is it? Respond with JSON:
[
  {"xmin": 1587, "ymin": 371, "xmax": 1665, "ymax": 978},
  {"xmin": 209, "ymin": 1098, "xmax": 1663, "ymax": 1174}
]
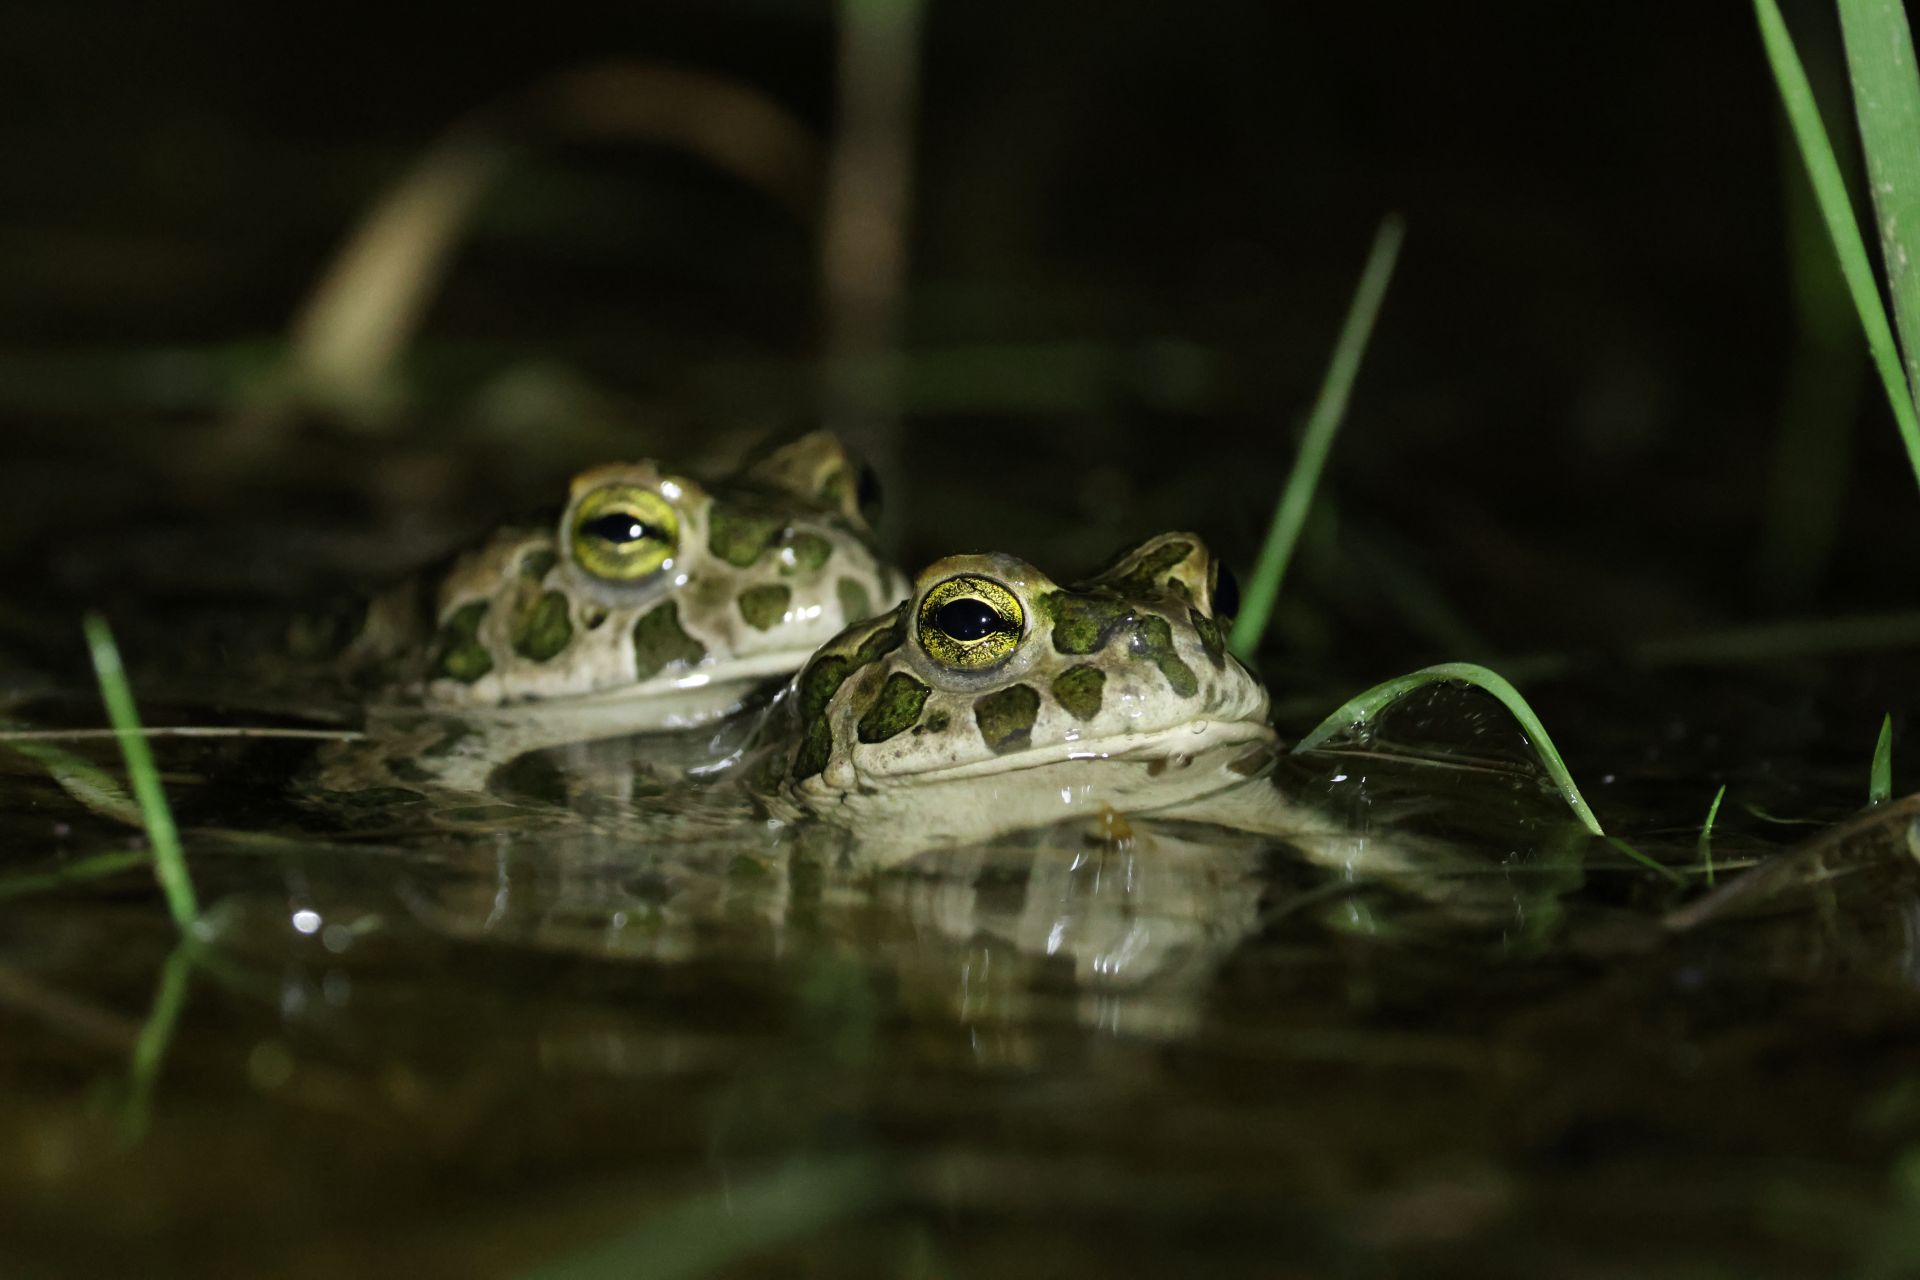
[
  {"xmin": 738, "ymin": 584, "xmax": 792, "ymax": 631},
  {"xmin": 1190, "ymin": 608, "xmax": 1226, "ymax": 667},
  {"xmin": 1099, "ymin": 539, "xmax": 1195, "ymax": 592},
  {"xmin": 708, "ymin": 505, "xmax": 787, "ymax": 567},
  {"xmin": 519, "ymin": 549, "xmax": 558, "ymax": 580},
  {"xmin": 1042, "ymin": 590, "xmax": 1133, "ymax": 655},
  {"xmin": 790, "ymin": 656, "xmax": 850, "ymax": 781},
  {"xmin": 917, "ymin": 709, "xmax": 951, "ymax": 735},
  {"xmin": 837, "ymin": 577, "xmax": 873, "ymax": 623},
  {"xmin": 510, "ymin": 589, "xmax": 574, "ymax": 661},
  {"xmin": 782, "ymin": 532, "xmax": 833, "ymax": 574},
  {"xmin": 789, "ymin": 609, "xmax": 906, "ymax": 780},
  {"xmin": 850, "ymin": 608, "xmax": 906, "ymax": 666},
  {"xmin": 974, "ymin": 683, "xmax": 1041, "ymax": 754},
  {"xmin": 433, "ymin": 601, "xmax": 494, "ymax": 684},
  {"xmin": 1132, "ymin": 614, "xmax": 1199, "ymax": 697},
  {"xmin": 1052, "ymin": 665, "xmax": 1107, "ymax": 721},
  {"xmin": 631, "ymin": 600, "xmax": 707, "ymax": 680},
  {"xmin": 857, "ymin": 671, "xmax": 931, "ymax": 743}
]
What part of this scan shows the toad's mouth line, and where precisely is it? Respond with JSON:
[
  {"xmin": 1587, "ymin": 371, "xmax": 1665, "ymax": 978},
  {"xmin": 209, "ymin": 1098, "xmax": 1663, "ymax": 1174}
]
[
  {"xmin": 851, "ymin": 717, "xmax": 1278, "ymax": 788},
  {"xmin": 397, "ymin": 648, "xmax": 816, "ymax": 716}
]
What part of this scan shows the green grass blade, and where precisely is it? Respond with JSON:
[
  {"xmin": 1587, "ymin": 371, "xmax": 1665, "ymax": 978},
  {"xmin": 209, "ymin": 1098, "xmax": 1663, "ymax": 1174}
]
[
  {"xmin": 1741, "ymin": 801, "xmax": 1829, "ymax": 826},
  {"xmin": 0, "ymin": 850, "xmax": 152, "ymax": 901},
  {"xmin": 1228, "ymin": 215, "xmax": 1405, "ymax": 659},
  {"xmin": 1292, "ymin": 660, "xmax": 1604, "ymax": 837},
  {"xmin": 1871, "ymin": 711, "xmax": 1895, "ymax": 804},
  {"xmin": 0, "ymin": 739, "xmax": 143, "ymax": 827},
  {"xmin": 1839, "ymin": 0, "xmax": 1920, "ymax": 412},
  {"xmin": 1697, "ymin": 783, "xmax": 1727, "ymax": 887},
  {"xmin": 121, "ymin": 942, "xmax": 194, "ymax": 1142},
  {"xmin": 1604, "ymin": 836, "xmax": 1686, "ymax": 886},
  {"xmin": 82, "ymin": 615, "xmax": 197, "ymax": 931},
  {"xmin": 1756, "ymin": 0, "xmax": 1920, "ymax": 490}
]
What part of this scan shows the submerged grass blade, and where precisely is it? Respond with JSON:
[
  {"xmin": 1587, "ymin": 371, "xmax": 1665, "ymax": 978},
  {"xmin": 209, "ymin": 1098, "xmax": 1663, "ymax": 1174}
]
[
  {"xmin": 82, "ymin": 615, "xmax": 197, "ymax": 931},
  {"xmin": 120, "ymin": 942, "xmax": 194, "ymax": 1142},
  {"xmin": 1756, "ymin": 0, "xmax": 1920, "ymax": 490},
  {"xmin": 0, "ymin": 739, "xmax": 143, "ymax": 827},
  {"xmin": 1604, "ymin": 836, "xmax": 1686, "ymax": 886},
  {"xmin": 1228, "ymin": 215, "xmax": 1405, "ymax": 660},
  {"xmin": 1292, "ymin": 661, "xmax": 1604, "ymax": 837},
  {"xmin": 1698, "ymin": 783, "xmax": 1728, "ymax": 887},
  {"xmin": 1742, "ymin": 801, "xmax": 1829, "ymax": 826},
  {"xmin": 1872, "ymin": 712, "xmax": 1895, "ymax": 805},
  {"xmin": 520, "ymin": 1154, "xmax": 891, "ymax": 1280},
  {"xmin": 0, "ymin": 850, "xmax": 152, "ymax": 901},
  {"xmin": 1839, "ymin": 0, "xmax": 1920, "ymax": 411}
]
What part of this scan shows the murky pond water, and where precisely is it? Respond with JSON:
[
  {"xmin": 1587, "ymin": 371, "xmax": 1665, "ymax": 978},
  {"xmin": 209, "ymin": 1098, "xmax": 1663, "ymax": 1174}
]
[{"xmin": 6, "ymin": 642, "xmax": 1920, "ymax": 1279}]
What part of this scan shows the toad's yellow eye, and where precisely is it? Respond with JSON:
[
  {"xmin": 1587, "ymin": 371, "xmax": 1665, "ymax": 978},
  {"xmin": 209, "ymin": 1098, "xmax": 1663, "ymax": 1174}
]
[
  {"xmin": 917, "ymin": 575, "xmax": 1024, "ymax": 670},
  {"xmin": 569, "ymin": 486, "xmax": 679, "ymax": 581}
]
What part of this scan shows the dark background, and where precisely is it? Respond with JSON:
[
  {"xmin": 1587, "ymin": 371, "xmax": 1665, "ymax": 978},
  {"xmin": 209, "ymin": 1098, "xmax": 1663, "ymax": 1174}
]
[{"xmin": 1, "ymin": 0, "xmax": 1907, "ymax": 743}]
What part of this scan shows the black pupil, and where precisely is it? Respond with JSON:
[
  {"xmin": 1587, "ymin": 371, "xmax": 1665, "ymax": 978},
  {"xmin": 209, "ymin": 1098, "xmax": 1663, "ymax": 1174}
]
[
  {"xmin": 581, "ymin": 513, "xmax": 660, "ymax": 545},
  {"xmin": 1213, "ymin": 564, "xmax": 1241, "ymax": 620},
  {"xmin": 932, "ymin": 598, "xmax": 1006, "ymax": 641}
]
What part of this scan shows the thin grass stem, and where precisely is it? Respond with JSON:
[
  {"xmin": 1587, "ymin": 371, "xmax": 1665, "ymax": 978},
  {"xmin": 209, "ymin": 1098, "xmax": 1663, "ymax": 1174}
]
[
  {"xmin": 82, "ymin": 615, "xmax": 197, "ymax": 931},
  {"xmin": 1, "ymin": 740, "xmax": 143, "ymax": 826},
  {"xmin": 121, "ymin": 942, "xmax": 194, "ymax": 1142},
  {"xmin": 1698, "ymin": 783, "xmax": 1728, "ymax": 887},
  {"xmin": 821, "ymin": 0, "xmax": 926, "ymax": 545},
  {"xmin": 1838, "ymin": 0, "xmax": 1920, "ymax": 411},
  {"xmin": 1604, "ymin": 836, "xmax": 1686, "ymax": 886},
  {"xmin": 1228, "ymin": 215, "xmax": 1405, "ymax": 659},
  {"xmin": 1756, "ymin": 0, "xmax": 1920, "ymax": 490},
  {"xmin": 1292, "ymin": 661, "xmax": 1604, "ymax": 837},
  {"xmin": 1872, "ymin": 712, "xmax": 1895, "ymax": 805},
  {"xmin": 0, "ymin": 850, "xmax": 152, "ymax": 901},
  {"xmin": 0, "ymin": 726, "xmax": 364, "ymax": 743},
  {"xmin": 1741, "ymin": 801, "xmax": 1829, "ymax": 826}
]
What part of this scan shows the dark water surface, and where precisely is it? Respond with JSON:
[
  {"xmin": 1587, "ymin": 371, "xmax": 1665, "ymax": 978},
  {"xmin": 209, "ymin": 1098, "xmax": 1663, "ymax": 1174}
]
[{"xmin": 5, "ymin": 659, "xmax": 1920, "ymax": 1279}]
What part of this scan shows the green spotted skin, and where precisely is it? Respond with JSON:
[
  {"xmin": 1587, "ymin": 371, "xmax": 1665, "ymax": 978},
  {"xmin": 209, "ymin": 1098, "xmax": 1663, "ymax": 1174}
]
[
  {"xmin": 789, "ymin": 608, "xmax": 907, "ymax": 780},
  {"xmin": 857, "ymin": 671, "xmax": 931, "ymax": 743},
  {"xmin": 341, "ymin": 431, "xmax": 906, "ymax": 715},
  {"xmin": 973, "ymin": 684, "xmax": 1041, "ymax": 754},
  {"xmin": 433, "ymin": 601, "xmax": 494, "ymax": 684},
  {"xmin": 836, "ymin": 578, "xmax": 872, "ymax": 627},
  {"xmin": 707, "ymin": 505, "xmax": 788, "ymax": 568},
  {"xmin": 771, "ymin": 532, "xmax": 1268, "ymax": 796},
  {"xmin": 631, "ymin": 600, "xmax": 708, "ymax": 680},
  {"xmin": 782, "ymin": 532, "xmax": 834, "ymax": 574},
  {"xmin": 1051, "ymin": 665, "xmax": 1106, "ymax": 721},
  {"xmin": 737, "ymin": 584, "xmax": 792, "ymax": 631},
  {"xmin": 510, "ymin": 590, "xmax": 574, "ymax": 661}
]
